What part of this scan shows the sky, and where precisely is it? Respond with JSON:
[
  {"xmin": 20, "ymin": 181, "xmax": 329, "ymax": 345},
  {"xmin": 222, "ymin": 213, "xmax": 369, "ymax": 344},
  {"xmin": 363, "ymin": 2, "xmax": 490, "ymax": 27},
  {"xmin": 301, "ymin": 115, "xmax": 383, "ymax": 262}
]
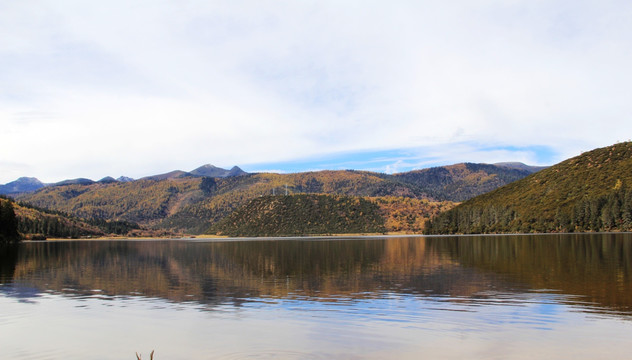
[{"xmin": 2, "ymin": 0, "xmax": 632, "ymax": 183}]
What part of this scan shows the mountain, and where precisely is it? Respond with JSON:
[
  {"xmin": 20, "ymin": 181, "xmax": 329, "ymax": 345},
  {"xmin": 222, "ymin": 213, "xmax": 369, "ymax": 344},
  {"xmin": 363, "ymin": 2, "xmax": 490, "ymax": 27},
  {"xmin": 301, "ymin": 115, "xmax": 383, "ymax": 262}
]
[
  {"xmin": 3, "ymin": 161, "xmax": 533, "ymax": 198},
  {"xmin": 392, "ymin": 163, "xmax": 534, "ymax": 201},
  {"xmin": 425, "ymin": 142, "xmax": 632, "ymax": 234},
  {"xmin": 13, "ymin": 162, "xmax": 536, "ymax": 235},
  {"xmin": 139, "ymin": 165, "xmax": 247, "ymax": 181},
  {"xmin": 189, "ymin": 164, "xmax": 247, "ymax": 178},
  {"xmin": 98, "ymin": 176, "xmax": 118, "ymax": 184},
  {"xmin": 0, "ymin": 164, "xmax": 246, "ymax": 196},
  {"xmin": 0, "ymin": 177, "xmax": 45, "ymax": 195},
  {"xmin": 117, "ymin": 176, "xmax": 135, "ymax": 182}
]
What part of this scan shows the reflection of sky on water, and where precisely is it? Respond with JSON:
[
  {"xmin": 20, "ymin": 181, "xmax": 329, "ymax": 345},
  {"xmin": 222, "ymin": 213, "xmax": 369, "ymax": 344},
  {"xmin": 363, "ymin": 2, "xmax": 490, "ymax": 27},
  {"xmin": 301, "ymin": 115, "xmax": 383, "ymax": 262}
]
[
  {"xmin": 0, "ymin": 283, "xmax": 42, "ymax": 304},
  {"xmin": 3, "ymin": 288, "xmax": 631, "ymax": 360},
  {"xmin": 0, "ymin": 272, "xmax": 616, "ymax": 326}
]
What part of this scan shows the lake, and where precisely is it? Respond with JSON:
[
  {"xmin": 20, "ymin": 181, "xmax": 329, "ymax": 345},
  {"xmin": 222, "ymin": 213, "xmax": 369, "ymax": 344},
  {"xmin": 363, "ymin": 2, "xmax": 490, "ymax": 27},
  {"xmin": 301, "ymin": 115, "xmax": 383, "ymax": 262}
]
[{"xmin": 1, "ymin": 234, "xmax": 632, "ymax": 359}]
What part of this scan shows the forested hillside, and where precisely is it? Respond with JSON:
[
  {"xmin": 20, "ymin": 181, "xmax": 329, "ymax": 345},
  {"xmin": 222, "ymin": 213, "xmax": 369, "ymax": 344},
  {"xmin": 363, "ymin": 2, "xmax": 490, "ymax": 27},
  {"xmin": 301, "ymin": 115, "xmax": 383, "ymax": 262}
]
[
  {"xmin": 209, "ymin": 194, "xmax": 387, "ymax": 236},
  {"xmin": 19, "ymin": 178, "xmax": 203, "ymax": 225},
  {"xmin": 13, "ymin": 201, "xmax": 104, "ymax": 239},
  {"xmin": 1, "ymin": 196, "xmax": 108, "ymax": 240},
  {"xmin": 425, "ymin": 142, "xmax": 632, "ymax": 234},
  {"xmin": 209, "ymin": 194, "xmax": 456, "ymax": 236}
]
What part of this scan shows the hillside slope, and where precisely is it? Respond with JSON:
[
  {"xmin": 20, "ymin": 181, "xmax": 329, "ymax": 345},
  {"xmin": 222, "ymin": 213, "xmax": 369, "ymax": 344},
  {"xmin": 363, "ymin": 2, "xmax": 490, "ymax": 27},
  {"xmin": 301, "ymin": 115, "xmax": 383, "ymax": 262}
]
[
  {"xmin": 209, "ymin": 194, "xmax": 387, "ymax": 236},
  {"xmin": 425, "ymin": 142, "xmax": 632, "ymax": 234},
  {"xmin": 14, "ymin": 202, "xmax": 105, "ymax": 239},
  {"xmin": 0, "ymin": 196, "xmax": 104, "ymax": 239},
  {"xmin": 17, "ymin": 178, "xmax": 203, "ymax": 226}
]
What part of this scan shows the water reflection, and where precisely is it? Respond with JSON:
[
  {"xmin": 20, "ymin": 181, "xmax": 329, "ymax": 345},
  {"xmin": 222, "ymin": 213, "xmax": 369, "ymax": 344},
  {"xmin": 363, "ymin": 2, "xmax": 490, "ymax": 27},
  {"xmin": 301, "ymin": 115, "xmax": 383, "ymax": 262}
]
[
  {"xmin": 1, "ymin": 234, "xmax": 631, "ymax": 318},
  {"xmin": 0, "ymin": 244, "xmax": 19, "ymax": 281},
  {"xmin": 436, "ymin": 234, "xmax": 632, "ymax": 315}
]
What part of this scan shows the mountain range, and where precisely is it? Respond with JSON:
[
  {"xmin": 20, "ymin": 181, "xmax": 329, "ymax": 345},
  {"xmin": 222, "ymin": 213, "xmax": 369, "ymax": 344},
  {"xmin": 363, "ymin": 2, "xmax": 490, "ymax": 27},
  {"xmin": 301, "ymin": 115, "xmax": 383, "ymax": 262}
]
[
  {"xmin": 6, "ymin": 161, "xmax": 541, "ymax": 235},
  {"xmin": 5, "ymin": 142, "xmax": 632, "ymax": 238},
  {"xmin": 0, "ymin": 165, "xmax": 247, "ymax": 195}
]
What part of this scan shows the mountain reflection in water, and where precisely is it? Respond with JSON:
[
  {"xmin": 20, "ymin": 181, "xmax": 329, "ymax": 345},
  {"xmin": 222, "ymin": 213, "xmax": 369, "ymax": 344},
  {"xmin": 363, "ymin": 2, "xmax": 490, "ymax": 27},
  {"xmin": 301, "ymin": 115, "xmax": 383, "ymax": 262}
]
[{"xmin": 1, "ymin": 234, "xmax": 631, "ymax": 319}]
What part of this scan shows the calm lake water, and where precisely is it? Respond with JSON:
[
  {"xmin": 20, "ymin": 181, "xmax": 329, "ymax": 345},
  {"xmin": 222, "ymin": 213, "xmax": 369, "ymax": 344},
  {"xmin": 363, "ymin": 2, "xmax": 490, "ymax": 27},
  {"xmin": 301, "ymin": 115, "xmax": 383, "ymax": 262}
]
[{"xmin": 1, "ymin": 234, "xmax": 632, "ymax": 359}]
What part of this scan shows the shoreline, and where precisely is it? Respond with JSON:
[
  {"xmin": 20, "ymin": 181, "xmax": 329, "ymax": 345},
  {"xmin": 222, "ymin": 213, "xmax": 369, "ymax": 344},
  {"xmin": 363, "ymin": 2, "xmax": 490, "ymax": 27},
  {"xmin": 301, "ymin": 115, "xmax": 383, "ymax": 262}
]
[
  {"xmin": 34, "ymin": 232, "xmax": 421, "ymax": 242},
  {"xmin": 27, "ymin": 231, "xmax": 632, "ymax": 242}
]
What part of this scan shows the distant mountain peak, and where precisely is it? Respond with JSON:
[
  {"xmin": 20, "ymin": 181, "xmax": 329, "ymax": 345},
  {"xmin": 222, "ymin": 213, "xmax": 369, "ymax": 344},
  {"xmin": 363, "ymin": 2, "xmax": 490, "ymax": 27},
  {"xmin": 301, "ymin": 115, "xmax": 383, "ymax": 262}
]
[
  {"xmin": 0, "ymin": 177, "xmax": 45, "ymax": 195},
  {"xmin": 117, "ymin": 176, "xmax": 134, "ymax": 182},
  {"xmin": 189, "ymin": 164, "xmax": 247, "ymax": 178},
  {"xmin": 227, "ymin": 166, "xmax": 247, "ymax": 176},
  {"xmin": 98, "ymin": 176, "xmax": 118, "ymax": 184}
]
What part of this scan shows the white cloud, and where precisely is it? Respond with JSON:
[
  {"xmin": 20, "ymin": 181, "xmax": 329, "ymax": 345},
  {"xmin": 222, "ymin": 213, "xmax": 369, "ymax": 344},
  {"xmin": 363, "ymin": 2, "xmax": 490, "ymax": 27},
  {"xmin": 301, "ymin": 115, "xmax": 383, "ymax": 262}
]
[{"xmin": 1, "ymin": 0, "xmax": 632, "ymax": 182}]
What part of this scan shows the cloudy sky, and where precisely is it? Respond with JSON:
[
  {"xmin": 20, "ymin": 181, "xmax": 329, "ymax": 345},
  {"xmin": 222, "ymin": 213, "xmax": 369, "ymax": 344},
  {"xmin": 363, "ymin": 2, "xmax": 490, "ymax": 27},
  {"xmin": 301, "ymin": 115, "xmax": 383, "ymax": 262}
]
[{"xmin": 2, "ymin": 0, "xmax": 631, "ymax": 183}]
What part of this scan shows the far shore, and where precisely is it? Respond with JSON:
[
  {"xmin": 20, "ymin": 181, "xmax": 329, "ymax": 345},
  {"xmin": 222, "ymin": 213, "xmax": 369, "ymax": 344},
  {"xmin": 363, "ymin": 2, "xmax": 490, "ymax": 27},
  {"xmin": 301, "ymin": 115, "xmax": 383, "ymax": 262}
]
[
  {"xmin": 32, "ymin": 232, "xmax": 425, "ymax": 242},
  {"xmin": 27, "ymin": 231, "xmax": 632, "ymax": 242}
]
